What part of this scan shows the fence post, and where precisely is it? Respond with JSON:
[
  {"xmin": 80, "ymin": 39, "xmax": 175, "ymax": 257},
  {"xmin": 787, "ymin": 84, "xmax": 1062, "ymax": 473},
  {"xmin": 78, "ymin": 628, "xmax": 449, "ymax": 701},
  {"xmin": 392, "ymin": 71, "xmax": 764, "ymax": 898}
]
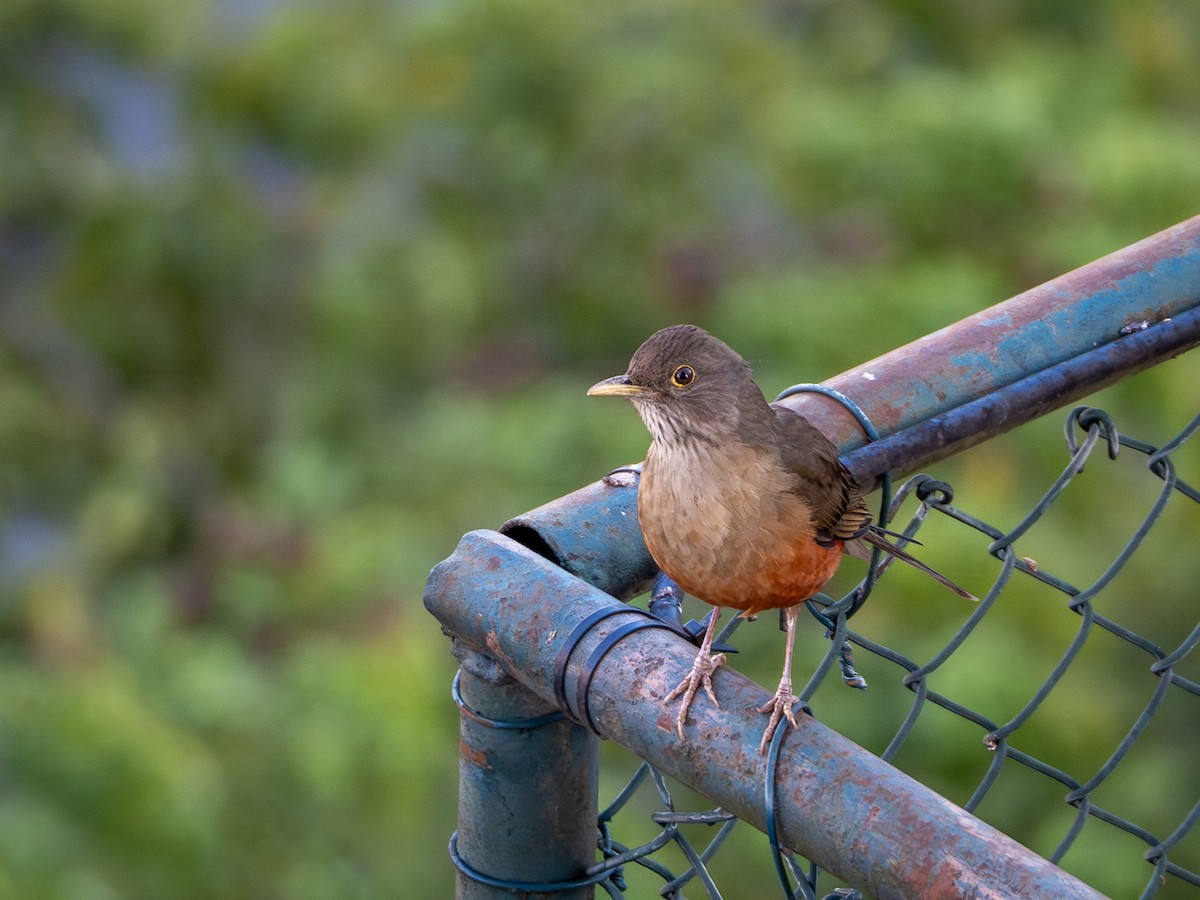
[
  {"xmin": 452, "ymin": 653, "xmax": 599, "ymax": 899},
  {"xmin": 439, "ymin": 471, "xmax": 655, "ymax": 897}
]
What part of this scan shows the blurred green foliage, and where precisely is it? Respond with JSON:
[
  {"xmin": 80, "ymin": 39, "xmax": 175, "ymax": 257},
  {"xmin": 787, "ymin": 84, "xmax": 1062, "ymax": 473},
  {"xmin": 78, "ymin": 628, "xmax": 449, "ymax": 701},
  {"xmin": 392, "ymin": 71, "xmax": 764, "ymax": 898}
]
[{"xmin": 1, "ymin": 0, "xmax": 1199, "ymax": 896}]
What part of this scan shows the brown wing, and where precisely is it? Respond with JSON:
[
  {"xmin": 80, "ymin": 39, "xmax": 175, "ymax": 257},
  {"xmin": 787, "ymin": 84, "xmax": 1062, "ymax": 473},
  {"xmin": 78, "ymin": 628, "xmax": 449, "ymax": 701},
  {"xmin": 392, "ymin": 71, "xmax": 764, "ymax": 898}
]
[
  {"xmin": 771, "ymin": 405, "xmax": 873, "ymax": 544},
  {"xmin": 771, "ymin": 406, "xmax": 977, "ymax": 601}
]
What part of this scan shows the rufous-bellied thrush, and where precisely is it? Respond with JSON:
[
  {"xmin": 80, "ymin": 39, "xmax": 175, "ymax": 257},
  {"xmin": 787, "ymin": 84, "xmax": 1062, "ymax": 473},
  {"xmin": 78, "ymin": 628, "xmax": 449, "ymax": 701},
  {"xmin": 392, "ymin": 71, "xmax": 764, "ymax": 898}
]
[{"xmin": 589, "ymin": 325, "xmax": 974, "ymax": 753}]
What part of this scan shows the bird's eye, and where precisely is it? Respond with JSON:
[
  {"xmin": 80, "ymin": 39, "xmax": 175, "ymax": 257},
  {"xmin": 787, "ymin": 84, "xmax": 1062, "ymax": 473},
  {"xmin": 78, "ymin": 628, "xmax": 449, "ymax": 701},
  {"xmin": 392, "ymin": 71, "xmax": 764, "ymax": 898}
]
[{"xmin": 671, "ymin": 365, "xmax": 695, "ymax": 388}]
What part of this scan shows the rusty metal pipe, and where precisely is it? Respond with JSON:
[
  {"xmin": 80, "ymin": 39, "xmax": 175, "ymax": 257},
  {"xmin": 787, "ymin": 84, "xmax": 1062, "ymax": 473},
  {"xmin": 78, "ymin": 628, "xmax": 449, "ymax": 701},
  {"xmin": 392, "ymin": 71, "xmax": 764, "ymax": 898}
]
[
  {"xmin": 841, "ymin": 300, "xmax": 1200, "ymax": 487},
  {"xmin": 425, "ymin": 530, "xmax": 1106, "ymax": 899},
  {"xmin": 794, "ymin": 214, "xmax": 1200, "ymax": 488}
]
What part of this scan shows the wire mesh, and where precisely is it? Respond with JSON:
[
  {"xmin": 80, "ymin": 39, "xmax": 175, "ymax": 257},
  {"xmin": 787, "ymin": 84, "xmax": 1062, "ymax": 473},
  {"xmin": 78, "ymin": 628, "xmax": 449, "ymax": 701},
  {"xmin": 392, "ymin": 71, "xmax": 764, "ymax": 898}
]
[{"xmin": 586, "ymin": 405, "xmax": 1199, "ymax": 899}]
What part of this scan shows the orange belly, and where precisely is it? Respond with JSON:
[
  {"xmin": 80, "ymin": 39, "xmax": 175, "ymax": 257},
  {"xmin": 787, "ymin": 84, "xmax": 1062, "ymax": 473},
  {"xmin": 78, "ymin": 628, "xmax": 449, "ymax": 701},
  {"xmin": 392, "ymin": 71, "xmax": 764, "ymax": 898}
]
[
  {"xmin": 639, "ymin": 482, "xmax": 847, "ymax": 616},
  {"xmin": 656, "ymin": 535, "xmax": 844, "ymax": 618}
]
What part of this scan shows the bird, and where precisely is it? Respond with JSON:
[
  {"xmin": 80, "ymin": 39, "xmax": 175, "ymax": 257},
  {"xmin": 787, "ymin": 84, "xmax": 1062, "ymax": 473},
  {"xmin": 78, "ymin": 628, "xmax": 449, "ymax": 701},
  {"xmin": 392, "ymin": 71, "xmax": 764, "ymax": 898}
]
[{"xmin": 588, "ymin": 324, "xmax": 974, "ymax": 753}]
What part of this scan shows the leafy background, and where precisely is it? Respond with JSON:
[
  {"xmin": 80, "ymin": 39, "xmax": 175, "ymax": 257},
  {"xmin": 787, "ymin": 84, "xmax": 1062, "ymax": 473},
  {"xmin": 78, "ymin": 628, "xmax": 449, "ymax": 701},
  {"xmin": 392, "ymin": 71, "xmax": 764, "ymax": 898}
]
[{"xmin": 1, "ymin": 0, "xmax": 1198, "ymax": 896}]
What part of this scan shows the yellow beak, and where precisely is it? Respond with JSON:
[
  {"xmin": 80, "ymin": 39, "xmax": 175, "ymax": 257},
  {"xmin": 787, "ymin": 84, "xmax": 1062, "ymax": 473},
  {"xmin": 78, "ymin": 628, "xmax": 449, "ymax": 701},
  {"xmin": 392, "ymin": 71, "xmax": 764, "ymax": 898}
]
[{"xmin": 587, "ymin": 375, "xmax": 648, "ymax": 397}]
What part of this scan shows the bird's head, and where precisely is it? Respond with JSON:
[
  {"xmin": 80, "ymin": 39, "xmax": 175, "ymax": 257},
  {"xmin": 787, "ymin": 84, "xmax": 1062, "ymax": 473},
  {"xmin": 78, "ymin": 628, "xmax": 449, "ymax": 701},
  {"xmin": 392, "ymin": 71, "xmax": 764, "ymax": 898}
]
[{"xmin": 588, "ymin": 324, "xmax": 769, "ymax": 444}]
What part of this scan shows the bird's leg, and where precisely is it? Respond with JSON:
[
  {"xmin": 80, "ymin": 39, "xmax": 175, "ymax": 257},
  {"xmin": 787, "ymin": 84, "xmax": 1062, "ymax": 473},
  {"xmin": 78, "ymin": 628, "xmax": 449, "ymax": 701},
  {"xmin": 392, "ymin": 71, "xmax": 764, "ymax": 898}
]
[
  {"xmin": 663, "ymin": 608, "xmax": 724, "ymax": 739},
  {"xmin": 757, "ymin": 605, "xmax": 801, "ymax": 754}
]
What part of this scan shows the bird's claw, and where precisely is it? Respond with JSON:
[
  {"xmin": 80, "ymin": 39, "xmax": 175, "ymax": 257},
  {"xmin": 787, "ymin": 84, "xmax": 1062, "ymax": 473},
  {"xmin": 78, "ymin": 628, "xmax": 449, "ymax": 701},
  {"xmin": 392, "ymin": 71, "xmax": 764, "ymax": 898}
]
[
  {"xmin": 757, "ymin": 685, "xmax": 801, "ymax": 754},
  {"xmin": 664, "ymin": 651, "xmax": 726, "ymax": 738}
]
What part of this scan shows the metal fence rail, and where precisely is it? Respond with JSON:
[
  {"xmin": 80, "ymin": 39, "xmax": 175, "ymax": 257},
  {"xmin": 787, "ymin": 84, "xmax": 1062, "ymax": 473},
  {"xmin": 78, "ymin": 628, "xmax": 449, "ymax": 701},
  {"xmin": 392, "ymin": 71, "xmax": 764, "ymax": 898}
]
[{"xmin": 424, "ymin": 216, "xmax": 1200, "ymax": 898}]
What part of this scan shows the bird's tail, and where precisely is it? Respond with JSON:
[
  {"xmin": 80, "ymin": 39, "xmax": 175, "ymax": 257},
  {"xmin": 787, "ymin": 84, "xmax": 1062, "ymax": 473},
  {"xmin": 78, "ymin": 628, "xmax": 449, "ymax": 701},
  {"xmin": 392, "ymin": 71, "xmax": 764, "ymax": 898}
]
[{"xmin": 861, "ymin": 528, "xmax": 977, "ymax": 601}]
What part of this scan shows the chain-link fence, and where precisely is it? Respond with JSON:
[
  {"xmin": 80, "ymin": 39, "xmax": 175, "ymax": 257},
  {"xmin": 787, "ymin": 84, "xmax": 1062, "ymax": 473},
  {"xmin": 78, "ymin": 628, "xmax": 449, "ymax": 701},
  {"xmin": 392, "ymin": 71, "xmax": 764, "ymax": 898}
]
[
  {"xmin": 558, "ymin": 404, "xmax": 1198, "ymax": 899},
  {"xmin": 425, "ymin": 218, "xmax": 1200, "ymax": 899}
]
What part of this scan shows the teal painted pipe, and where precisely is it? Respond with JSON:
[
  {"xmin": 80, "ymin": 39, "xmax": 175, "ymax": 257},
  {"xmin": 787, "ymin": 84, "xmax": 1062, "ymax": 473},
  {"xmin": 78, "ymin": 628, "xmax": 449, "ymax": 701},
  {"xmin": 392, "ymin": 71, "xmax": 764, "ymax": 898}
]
[
  {"xmin": 425, "ymin": 530, "xmax": 1106, "ymax": 900},
  {"xmin": 501, "ymin": 468, "xmax": 655, "ymax": 602}
]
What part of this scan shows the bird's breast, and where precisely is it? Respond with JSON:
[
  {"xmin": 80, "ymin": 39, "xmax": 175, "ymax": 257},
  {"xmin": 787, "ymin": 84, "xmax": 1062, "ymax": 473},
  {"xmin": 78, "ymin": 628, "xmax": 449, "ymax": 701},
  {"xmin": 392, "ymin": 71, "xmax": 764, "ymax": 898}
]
[{"xmin": 638, "ymin": 440, "xmax": 842, "ymax": 614}]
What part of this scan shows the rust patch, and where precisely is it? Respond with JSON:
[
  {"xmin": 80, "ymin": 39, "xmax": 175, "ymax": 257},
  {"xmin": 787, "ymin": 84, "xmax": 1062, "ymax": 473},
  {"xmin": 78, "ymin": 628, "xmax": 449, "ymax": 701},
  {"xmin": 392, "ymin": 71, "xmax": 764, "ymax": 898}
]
[
  {"xmin": 484, "ymin": 630, "xmax": 517, "ymax": 673},
  {"xmin": 460, "ymin": 739, "xmax": 492, "ymax": 770},
  {"xmin": 486, "ymin": 556, "xmax": 501, "ymax": 571},
  {"xmin": 656, "ymin": 711, "xmax": 680, "ymax": 733}
]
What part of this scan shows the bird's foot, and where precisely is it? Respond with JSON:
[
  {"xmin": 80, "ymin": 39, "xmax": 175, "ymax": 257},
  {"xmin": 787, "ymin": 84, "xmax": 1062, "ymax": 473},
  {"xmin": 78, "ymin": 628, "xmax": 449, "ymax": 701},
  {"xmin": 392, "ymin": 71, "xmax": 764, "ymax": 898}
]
[
  {"xmin": 664, "ymin": 651, "xmax": 726, "ymax": 739},
  {"xmin": 757, "ymin": 683, "xmax": 801, "ymax": 754}
]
